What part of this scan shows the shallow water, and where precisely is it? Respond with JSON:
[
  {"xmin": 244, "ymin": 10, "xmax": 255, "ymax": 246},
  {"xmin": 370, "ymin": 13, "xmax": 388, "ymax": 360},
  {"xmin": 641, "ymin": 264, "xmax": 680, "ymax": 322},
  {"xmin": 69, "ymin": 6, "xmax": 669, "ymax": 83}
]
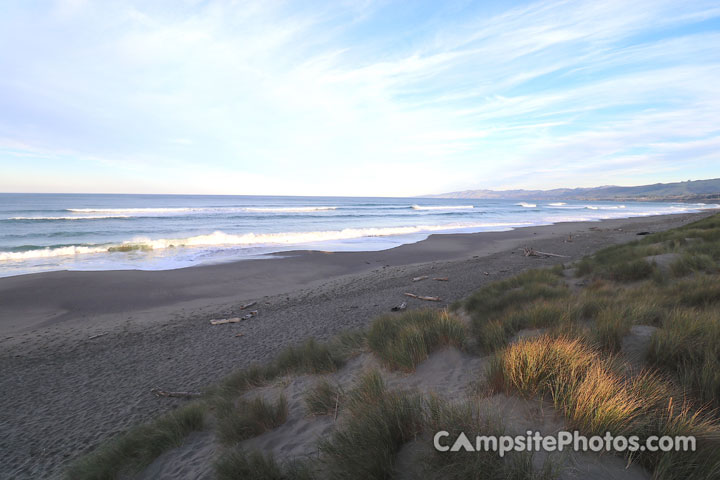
[{"xmin": 0, "ymin": 193, "xmax": 714, "ymax": 277}]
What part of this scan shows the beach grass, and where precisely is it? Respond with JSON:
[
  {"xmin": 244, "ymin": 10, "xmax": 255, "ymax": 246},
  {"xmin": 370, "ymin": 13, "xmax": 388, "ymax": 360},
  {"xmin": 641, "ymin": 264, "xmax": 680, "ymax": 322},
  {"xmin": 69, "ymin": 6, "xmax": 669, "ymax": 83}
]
[
  {"xmin": 647, "ymin": 308, "xmax": 720, "ymax": 406},
  {"xmin": 215, "ymin": 449, "xmax": 316, "ymax": 480},
  {"xmin": 319, "ymin": 370, "xmax": 425, "ymax": 479},
  {"xmin": 65, "ymin": 402, "xmax": 205, "ymax": 480},
  {"xmin": 424, "ymin": 395, "xmax": 556, "ymax": 479},
  {"xmin": 367, "ymin": 309, "xmax": 466, "ymax": 371},
  {"xmin": 218, "ymin": 395, "xmax": 288, "ymax": 445},
  {"xmin": 304, "ymin": 379, "xmax": 344, "ymax": 416},
  {"xmin": 215, "ymin": 334, "xmax": 364, "ymax": 401},
  {"xmin": 488, "ymin": 335, "xmax": 720, "ymax": 477}
]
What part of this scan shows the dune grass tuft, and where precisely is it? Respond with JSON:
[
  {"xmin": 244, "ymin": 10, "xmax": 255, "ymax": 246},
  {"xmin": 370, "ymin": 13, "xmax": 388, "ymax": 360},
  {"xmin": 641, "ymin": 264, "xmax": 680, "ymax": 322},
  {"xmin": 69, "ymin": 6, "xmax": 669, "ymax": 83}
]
[
  {"xmin": 304, "ymin": 379, "xmax": 343, "ymax": 416},
  {"xmin": 218, "ymin": 395, "xmax": 288, "ymax": 445},
  {"xmin": 465, "ymin": 268, "xmax": 568, "ymax": 317},
  {"xmin": 274, "ymin": 338, "xmax": 343, "ymax": 375},
  {"xmin": 319, "ymin": 370, "xmax": 425, "ymax": 479},
  {"xmin": 367, "ymin": 310, "xmax": 466, "ymax": 371},
  {"xmin": 65, "ymin": 402, "xmax": 205, "ymax": 480},
  {"xmin": 488, "ymin": 335, "xmax": 720, "ymax": 477},
  {"xmin": 589, "ymin": 306, "xmax": 633, "ymax": 352},
  {"xmin": 215, "ymin": 449, "xmax": 316, "ymax": 480},
  {"xmin": 647, "ymin": 308, "xmax": 720, "ymax": 406},
  {"xmin": 424, "ymin": 396, "xmax": 556, "ymax": 479}
]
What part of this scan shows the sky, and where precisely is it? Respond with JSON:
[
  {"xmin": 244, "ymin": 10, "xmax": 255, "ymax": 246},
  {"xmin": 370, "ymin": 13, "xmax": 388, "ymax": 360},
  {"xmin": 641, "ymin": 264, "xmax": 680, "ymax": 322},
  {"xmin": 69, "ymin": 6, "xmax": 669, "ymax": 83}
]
[{"xmin": 0, "ymin": 0, "xmax": 719, "ymax": 197}]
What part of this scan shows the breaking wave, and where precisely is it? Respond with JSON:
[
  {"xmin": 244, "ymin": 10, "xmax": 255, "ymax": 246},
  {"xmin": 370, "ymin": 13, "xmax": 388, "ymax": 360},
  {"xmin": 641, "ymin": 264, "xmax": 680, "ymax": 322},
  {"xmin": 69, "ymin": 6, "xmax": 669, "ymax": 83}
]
[
  {"xmin": 0, "ymin": 222, "xmax": 528, "ymax": 261},
  {"xmin": 67, "ymin": 207, "xmax": 199, "ymax": 214},
  {"xmin": 9, "ymin": 215, "xmax": 130, "ymax": 221},
  {"xmin": 411, "ymin": 205, "xmax": 474, "ymax": 210},
  {"xmin": 516, "ymin": 202, "xmax": 536, "ymax": 208},
  {"xmin": 243, "ymin": 206, "xmax": 337, "ymax": 212}
]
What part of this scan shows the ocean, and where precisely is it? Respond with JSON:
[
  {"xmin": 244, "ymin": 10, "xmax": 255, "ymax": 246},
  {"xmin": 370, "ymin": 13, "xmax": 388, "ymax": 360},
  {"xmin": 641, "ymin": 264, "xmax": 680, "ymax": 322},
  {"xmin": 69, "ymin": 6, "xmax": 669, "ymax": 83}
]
[{"xmin": 0, "ymin": 193, "xmax": 715, "ymax": 278}]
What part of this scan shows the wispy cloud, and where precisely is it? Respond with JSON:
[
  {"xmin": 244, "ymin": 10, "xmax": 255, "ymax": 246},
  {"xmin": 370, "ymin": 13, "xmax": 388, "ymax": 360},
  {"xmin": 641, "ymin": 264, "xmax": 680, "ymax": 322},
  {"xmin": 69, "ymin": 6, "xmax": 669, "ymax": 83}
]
[{"xmin": 0, "ymin": 0, "xmax": 718, "ymax": 195}]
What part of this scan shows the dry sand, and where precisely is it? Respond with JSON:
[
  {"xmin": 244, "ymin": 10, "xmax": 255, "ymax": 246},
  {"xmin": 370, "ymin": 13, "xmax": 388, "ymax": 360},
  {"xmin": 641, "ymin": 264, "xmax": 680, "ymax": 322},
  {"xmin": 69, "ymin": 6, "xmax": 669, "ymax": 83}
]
[{"xmin": 0, "ymin": 211, "xmax": 713, "ymax": 479}]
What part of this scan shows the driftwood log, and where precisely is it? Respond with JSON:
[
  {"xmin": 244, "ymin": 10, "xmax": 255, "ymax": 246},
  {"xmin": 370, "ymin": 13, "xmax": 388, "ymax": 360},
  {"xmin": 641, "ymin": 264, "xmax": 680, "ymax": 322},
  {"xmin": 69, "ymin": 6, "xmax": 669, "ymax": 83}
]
[
  {"xmin": 412, "ymin": 275, "xmax": 429, "ymax": 282},
  {"xmin": 404, "ymin": 293, "xmax": 441, "ymax": 302},
  {"xmin": 210, "ymin": 310, "xmax": 258, "ymax": 325},
  {"xmin": 522, "ymin": 247, "xmax": 569, "ymax": 258},
  {"xmin": 433, "ymin": 277, "xmax": 449, "ymax": 281}
]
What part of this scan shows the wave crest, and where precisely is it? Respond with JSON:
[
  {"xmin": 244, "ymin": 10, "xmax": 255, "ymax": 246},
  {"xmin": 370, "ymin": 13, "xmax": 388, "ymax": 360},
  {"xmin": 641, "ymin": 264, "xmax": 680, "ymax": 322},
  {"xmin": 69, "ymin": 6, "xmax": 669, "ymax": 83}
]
[
  {"xmin": 243, "ymin": 206, "xmax": 337, "ymax": 212},
  {"xmin": 411, "ymin": 205, "xmax": 474, "ymax": 210},
  {"xmin": 0, "ymin": 222, "xmax": 528, "ymax": 261},
  {"xmin": 9, "ymin": 215, "xmax": 130, "ymax": 221}
]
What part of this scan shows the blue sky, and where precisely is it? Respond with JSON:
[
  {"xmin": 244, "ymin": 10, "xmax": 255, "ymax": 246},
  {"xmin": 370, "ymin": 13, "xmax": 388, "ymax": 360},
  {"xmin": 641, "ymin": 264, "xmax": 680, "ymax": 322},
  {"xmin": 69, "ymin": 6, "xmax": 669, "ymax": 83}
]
[{"xmin": 1, "ymin": 0, "xmax": 719, "ymax": 196}]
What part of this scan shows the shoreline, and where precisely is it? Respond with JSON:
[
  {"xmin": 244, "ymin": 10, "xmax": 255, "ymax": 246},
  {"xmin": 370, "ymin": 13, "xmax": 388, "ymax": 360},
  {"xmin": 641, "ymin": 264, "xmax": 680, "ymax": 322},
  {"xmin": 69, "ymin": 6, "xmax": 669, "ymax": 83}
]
[
  {"xmin": 0, "ymin": 210, "xmax": 715, "ymax": 479},
  {"xmin": 1, "ymin": 209, "xmax": 717, "ymax": 335}
]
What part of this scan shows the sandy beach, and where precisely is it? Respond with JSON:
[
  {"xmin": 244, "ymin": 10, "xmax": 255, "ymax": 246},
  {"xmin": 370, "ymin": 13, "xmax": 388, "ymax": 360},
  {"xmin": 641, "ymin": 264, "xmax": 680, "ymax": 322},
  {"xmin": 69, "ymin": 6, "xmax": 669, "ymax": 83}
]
[{"xmin": 0, "ymin": 210, "xmax": 714, "ymax": 479}]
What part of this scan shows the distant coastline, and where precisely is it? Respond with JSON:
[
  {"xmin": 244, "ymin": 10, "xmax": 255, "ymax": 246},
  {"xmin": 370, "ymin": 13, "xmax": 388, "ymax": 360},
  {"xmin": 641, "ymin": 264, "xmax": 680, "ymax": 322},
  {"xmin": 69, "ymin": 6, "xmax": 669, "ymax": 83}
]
[{"xmin": 427, "ymin": 177, "xmax": 720, "ymax": 202}]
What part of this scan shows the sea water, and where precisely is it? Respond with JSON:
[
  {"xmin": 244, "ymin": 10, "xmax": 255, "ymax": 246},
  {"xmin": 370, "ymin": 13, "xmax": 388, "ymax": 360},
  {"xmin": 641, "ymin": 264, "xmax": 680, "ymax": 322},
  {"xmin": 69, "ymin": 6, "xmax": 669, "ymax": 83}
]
[{"xmin": 0, "ymin": 193, "xmax": 715, "ymax": 277}]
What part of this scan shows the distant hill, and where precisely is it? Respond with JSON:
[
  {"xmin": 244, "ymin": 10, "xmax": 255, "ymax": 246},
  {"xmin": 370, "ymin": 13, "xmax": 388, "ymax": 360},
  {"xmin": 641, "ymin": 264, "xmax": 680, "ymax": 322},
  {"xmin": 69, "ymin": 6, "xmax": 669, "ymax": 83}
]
[{"xmin": 428, "ymin": 178, "xmax": 720, "ymax": 202}]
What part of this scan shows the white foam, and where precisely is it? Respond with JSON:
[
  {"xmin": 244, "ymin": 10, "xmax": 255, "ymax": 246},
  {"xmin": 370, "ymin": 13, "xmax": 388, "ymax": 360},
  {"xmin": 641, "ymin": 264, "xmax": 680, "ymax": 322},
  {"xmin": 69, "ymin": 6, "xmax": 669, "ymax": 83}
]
[
  {"xmin": 67, "ymin": 207, "xmax": 199, "ymax": 214},
  {"xmin": 548, "ymin": 202, "xmax": 566, "ymax": 206},
  {"xmin": 516, "ymin": 202, "xmax": 536, "ymax": 208},
  {"xmin": 243, "ymin": 206, "xmax": 338, "ymax": 212},
  {"xmin": 0, "ymin": 245, "xmax": 109, "ymax": 261},
  {"xmin": 66, "ymin": 206, "xmax": 339, "ymax": 215},
  {"xmin": 0, "ymin": 222, "xmax": 528, "ymax": 262},
  {"xmin": 10, "ymin": 215, "xmax": 130, "ymax": 220},
  {"xmin": 411, "ymin": 205, "xmax": 474, "ymax": 210}
]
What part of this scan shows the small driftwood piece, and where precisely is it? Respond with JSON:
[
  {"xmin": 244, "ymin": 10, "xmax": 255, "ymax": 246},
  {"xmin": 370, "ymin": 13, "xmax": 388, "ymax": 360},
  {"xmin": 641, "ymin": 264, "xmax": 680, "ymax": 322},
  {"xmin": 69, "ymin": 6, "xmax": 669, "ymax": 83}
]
[
  {"xmin": 151, "ymin": 387, "xmax": 202, "ymax": 399},
  {"xmin": 210, "ymin": 310, "xmax": 258, "ymax": 325},
  {"xmin": 88, "ymin": 332, "xmax": 108, "ymax": 340},
  {"xmin": 333, "ymin": 393, "xmax": 340, "ymax": 421},
  {"xmin": 235, "ymin": 333, "xmax": 245, "ymax": 338},
  {"xmin": 210, "ymin": 317, "xmax": 242, "ymax": 325},
  {"xmin": 412, "ymin": 275, "xmax": 429, "ymax": 282},
  {"xmin": 404, "ymin": 293, "xmax": 441, "ymax": 302},
  {"xmin": 239, "ymin": 301, "xmax": 257, "ymax": 310},
  {"xmin": 522, "ymin": 247, "xmax": 569, "ymax": 258},
  {"xmin": 391, "ymin": 301, "xmax": 407, "ymax": 312},
  {"xmin": 433, "ymin": 277, "xmax": 449, "ymax": 281}
]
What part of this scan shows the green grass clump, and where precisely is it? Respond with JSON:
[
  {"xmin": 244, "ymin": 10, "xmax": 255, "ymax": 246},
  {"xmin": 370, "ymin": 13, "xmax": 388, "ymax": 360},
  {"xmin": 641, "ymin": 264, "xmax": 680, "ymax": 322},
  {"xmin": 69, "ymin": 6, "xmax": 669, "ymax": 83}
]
[
  {"xmin": 670, "ymin": 253, "xmax": 716, "ymax": 277},
  {"xmin": 424, "ymin": 396, "xmax": 556, "ymax": 479},
  {"xmin": 647, "ymin": 309, "xmax": 720, "ymax": 406},
  {"xmin": 275, "ymin": 338, "xmax": 344, "ymax": 375},
  {"xmin": 465, "ymin": 268, "xmax": 568, "ymax": 317},
  {"xmin": 319, "ymin": 370, "xmax": 424, "ymax": 480},
  {"xmin": 666, "ymin": 275, "xmax": 720, "ymax": 308},
  {"xmin": 465, "ymin": 268, "xmax": 569, "ymax": 352},
  {"xmin": 218, "ymin": 395, "xmax": 288, "ymax": 445},
  {"xmin": 217, "ymin": 335, "xmax": 360, "ymax": 400},
  {"xmin": 476, "ymin": 299, "xmax": 570, "ymax": 351},
  {"xmin": 215, "ymin": 449, "xmax": 315, "ymax": 480},
  {"xmin": 590, "ymin": 306, "xmax": 632, "ymax": 352},
  {"xmin": 367, "ymin": 310, "xmax": 466, "ymax": 371},
  {"xmin": 65, "ymin": 402, "xmax": 205, "ymax": 480},
  {"xmin": 304, "ymin": 379, "xmax": 343, "ymax": 416},
  {"xmin": 607, "ymin": 258, "xmax": 656, "ymax": 282}
]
